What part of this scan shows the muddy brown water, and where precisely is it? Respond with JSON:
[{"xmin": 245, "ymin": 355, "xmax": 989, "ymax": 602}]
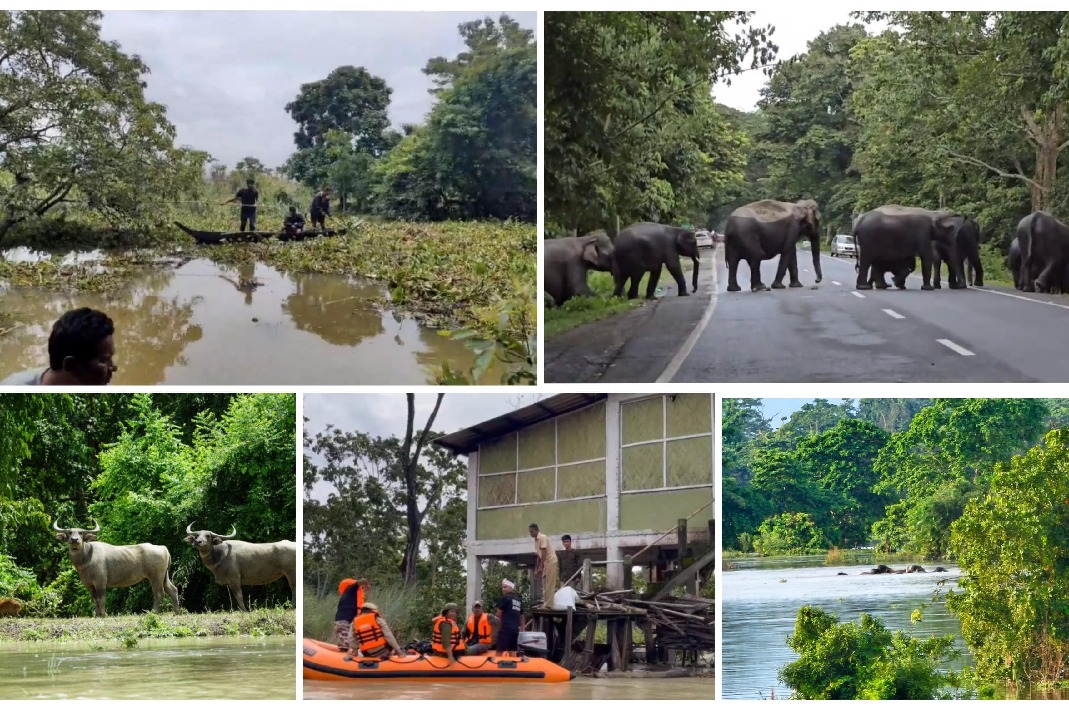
[
  {"xmin": 303, "ymin": 677, "xmax": 713, "ymax": 699},
  {"xmin": 0, "ymin": 250, "xmax": 497, "ymax": 385},
  {"xmin": 0, "ymin": 635, "xmax": 295, "ymax": 699}
]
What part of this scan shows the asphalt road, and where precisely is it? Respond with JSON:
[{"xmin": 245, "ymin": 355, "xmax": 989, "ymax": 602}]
[{"xmin": 666, "ymin": 247, "xmax": 1069, "ymax": 383}]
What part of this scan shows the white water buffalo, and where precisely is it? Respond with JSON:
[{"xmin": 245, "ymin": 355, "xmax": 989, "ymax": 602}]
[
  {"xmin": 185, "ymin": 523, "xmax": 296, "ymax": 611},
  {"xmin": 53, "ymin": 519, "xmax": 180, "ymax": 617}
]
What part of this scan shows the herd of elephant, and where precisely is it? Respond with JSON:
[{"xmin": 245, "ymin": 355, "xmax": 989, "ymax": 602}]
[
  {"xmin": 544, "ymin": 199, "xmax": 995, "ymax": 306},
  {"xmin": 838, "ymin": 564, "xmax": 949, "ymax": 575}
]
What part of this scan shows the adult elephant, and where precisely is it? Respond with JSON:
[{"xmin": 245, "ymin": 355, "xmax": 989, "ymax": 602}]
[
  {"xmin": 724, "ymin": 199, "xmax": 822, "ymax": 292},
  {"xmin": 1016, "ymin": 211, "xmax": 1069, "ymax": 293},
  {"xmin": 1009, "ymin": 236, "xmax": 1024, "ymax": 290},
  {"xmin": 933, "ymin": 217, "xmax": 983, "ymax": 288},
  {"xmin": 544, "ymin": 233, "xmax": 614, "ymax": 306},
  {"xmin": 611, "ymin": 222, "xmax": 699, "ymax": 300},
  {"xmin": 853, "ymin": 205, "xmax": 966, "ymax": 291}
]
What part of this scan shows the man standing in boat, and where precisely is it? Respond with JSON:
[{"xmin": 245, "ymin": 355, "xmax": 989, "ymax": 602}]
[
  {"xmin": 223, "ymin": 178, "xmax": 260, "ymax": 231},
  {"xmin": 309, "ymin": 186, "xmax": 332, "ymax": 229},
  {"xmin": 495, "ymin": 579, "xmax": 524, "ymax": 658}
]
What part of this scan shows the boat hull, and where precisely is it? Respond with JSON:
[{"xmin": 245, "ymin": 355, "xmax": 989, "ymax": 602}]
[
  {"xmin": 173, "ymin": 222, "xmax": 345, "ymax": 244},
  {"xmin": 302, "ymin": 638, "xmax": 574, "ymax": 683}
]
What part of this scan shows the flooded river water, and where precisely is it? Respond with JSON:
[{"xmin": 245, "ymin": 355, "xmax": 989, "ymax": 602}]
[
  {"xmin": 722, "ymin": 556, "xmax": 966, "ymax": 700},
  {"xmin": 0, "ymin": 635, "xmax": 295, "ymax": 699},
  {"xmin": 0, "ymin": 250, "xmax": 495, "ymax": 385},
  {"xmin": 304, "ymin": 677, "xmax": 713, "ymax": 699}
]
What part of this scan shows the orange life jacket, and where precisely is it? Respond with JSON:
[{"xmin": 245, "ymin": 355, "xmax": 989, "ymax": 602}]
[
  {"xmin": 431, "ymin": 615, "xmax": 466, "ymax": 654},
  {"xmin": 465, "ymin": 612, "xmax": 492, "ymax": 645},
  {"xmin": 351, "ymin": 612, "xmax": 387, "ymax": 653},
  {"xmin": 357, "ymin": 586, "xmax": 365, "ymax": 611}
]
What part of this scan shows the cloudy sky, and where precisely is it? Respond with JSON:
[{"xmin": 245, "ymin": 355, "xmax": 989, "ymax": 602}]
[
  {"xmin": 98, "ymin": 11, "xmax": 536, "ymax": 168},
  {"xmin": 713, "ymin": 10, "xmax": 886, "ymax": 111},
  {"xmin": 761, "ymin": 398, "xmax": 851, "ymax": 424},
  {"xmin": 303, "ymin": 392, "xmax": 555, "ymax": 500}
]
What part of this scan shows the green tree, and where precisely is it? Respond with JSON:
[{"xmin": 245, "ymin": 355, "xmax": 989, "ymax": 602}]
[
  {"xmin": 754, "ymin": 512, "xmax": 826, "ymax": 555},
  {"xmin": 0, "ymin": 10, "xmax": 208, "ymax": 240},
  {"xmin": 857, "ymin": 399, "xmax": 931, "ymax": 432},
  {"xmin": 545, "ymin": 11, "xmax": 777, "ymax": 233},
  {"xmin": 872, "ymin": 398, "xmax": 1048, "ymax": 557},
  {"xmin": 948, "ymin": 428, "xmax": 1069, "ymax": 684},
  {"xmin": 284, "ymin": 65, "xmax": 394, "ymax": 154},
  {"xmin": 780, "ymin": 605, "xmax": 959, "ymax": 699}
]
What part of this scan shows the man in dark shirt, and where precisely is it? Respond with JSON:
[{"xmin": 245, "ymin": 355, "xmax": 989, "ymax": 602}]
[
  {"xmin": 224, "ymin": 179, "xmax": 259, "ymax": 230},
  {"xmin": 494, "ymin": 578, "xmax": 525, "ymax": 657},
  {"xmin": 558, "ymin": 534, "xmax": 582, "ymax": 588},
  {"xmin": 309, "ymin": 187, "xmax": 332, "ymax": 229},
  {"xmin": 283, "ymin": 206, "xmax": 305, "ymax": 239},
  {"xmin": 1, "ymin": 307, "xmax": 117, "ymax": 386}
]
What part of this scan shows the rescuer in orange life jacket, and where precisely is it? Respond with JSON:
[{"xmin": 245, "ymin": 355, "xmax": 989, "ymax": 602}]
[
  {"xmin": 335, "ymin": 578, "xmax": 370, "ymax": 651},
  {"xmin": 431, "ymin": 602, "xmax": 467, "ymax": 664},
  {"xmin": 349, "ymin": 602, "xmax": 405, "ymax": 658},
  {"xmin": 463, "ymin": 600, "xmax": 499, "ymax": 655}
]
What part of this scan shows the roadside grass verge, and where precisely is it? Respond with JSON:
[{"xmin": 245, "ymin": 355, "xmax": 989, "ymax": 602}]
[
  {"xmin": 544, "ymin": 259, "xmax": 696, "ymax": 338},
  {"xmin": 0, "ymin": 607, "xmax": 296, "ymax": 643}
]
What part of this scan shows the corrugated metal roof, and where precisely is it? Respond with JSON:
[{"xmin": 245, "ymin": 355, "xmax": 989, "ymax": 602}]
[{"xmin": 435, "ymin": 393, "xmax": 608, "ymax": 455}]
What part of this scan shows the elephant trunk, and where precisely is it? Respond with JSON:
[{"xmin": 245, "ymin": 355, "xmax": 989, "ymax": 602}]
[
  {"xmin": 690, "ymin": 251, "xmax": 700, "ymax": 292},
  {"xmin": 811, "ymin": 239, "xmax": 823, "ymax": 283}
]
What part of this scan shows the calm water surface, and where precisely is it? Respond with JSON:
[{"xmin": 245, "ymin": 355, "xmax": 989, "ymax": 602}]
[
  {"xmin": 723, "ymin": 556, "xmax": 966, "ymax": 700},
  {"xmin": 0, "ymin": 251, "xmax": 496, "ymax": 385},
  {"xmin": 0, "ymin": 635, "xmax": 295, "ymax": 699},
  {"xmin": 304, "ymin": 677, "xmax": 713, "ymax": 699}
]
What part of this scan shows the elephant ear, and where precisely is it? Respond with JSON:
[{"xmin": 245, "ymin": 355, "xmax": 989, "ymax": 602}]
[{"xmin": 581, "ymin": 238, "xmax": 600, "ymax": 264}]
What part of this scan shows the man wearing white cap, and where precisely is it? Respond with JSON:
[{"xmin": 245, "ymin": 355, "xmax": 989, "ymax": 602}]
[{"xmin": 494, "ymin": 578, "xmax": 525, "ymax": 657}]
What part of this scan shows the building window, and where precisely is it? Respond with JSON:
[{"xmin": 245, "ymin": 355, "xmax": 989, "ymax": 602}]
[
  {"xmin": 477, "ymin": 402, "xmax": 607, "ymax": 509},
  {"xmin": 620, "ymin": 394, "xmax": 713, "ymax": 493}
]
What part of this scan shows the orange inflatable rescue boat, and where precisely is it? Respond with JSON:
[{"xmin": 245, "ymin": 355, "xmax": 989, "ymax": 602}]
[{"xmin": 302, "ymin": 639, "xmax": 574, "ymax": 683}]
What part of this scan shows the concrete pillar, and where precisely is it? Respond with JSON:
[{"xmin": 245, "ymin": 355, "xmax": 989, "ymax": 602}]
[
  {"xmin": 465, "ymin": 451, "xmax": 480, "ymax": 612},
  {"xmin": 606, "ymin": 396, "xmax": 623, "ymax": 589}
]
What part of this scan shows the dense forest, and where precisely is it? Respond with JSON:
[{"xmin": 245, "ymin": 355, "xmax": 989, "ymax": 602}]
[
  {"xmin": 0, "ymin": 393, "xmax": 296, "ymax": 616},
  {"xmin": 726, "ymin": 396, "xmax": 1069, "ymax": 687},
  {"xmin": 547, "ymin": 10, "xmax": 1069, "ymax": 264},
  {"xmin": 0, "ymin": 10, "xmax": 534, "ymax": 246}
]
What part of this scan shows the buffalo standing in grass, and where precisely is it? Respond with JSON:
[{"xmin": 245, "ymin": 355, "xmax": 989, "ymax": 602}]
[
  {"xmin": 185, "ymin": 523, "xmax": 297, "ymax": 611},
  {"xmin": 53, "ymin": 519, "xmax": 180, "ymax": 617}
]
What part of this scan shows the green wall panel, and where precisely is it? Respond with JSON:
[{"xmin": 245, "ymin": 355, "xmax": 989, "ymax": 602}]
[
  {"xmin": 517, "ymin": 467, "xmax": 555, "ymax": 503},
  {"xmin": 557, "ymin": 460, "xmax": 606, "ymax": 499},
  {"xmin": 479, "ymin": 434, "xmax": 516, "ymax": 475},
  {"xmin": 557, "ymin": 403, "xmax": 606, "ymax": 464},
  {"xmin": 666, "ymin": 436, "xmax": 713, "ymax": 488},
  {"xmin": 619, "ymin": 488, "xmax": 713, "ymax": 531},
  {"xmin": 621, "ymin": 396, "xmax": 664, "ymax": 445},
  {"xmin": 666, "ymin": 394, "xmax": 712, "ymax": 438},
  {"xmin": 518, "ymin": 420, "xmax": 556, "ymax": 470},
  {"xmin": 476, "ymin": 499, "xmax": 607, "ymax": 540}
]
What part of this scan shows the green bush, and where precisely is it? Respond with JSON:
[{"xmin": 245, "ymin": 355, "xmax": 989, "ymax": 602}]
[
  {"xmin": 780, "ymin": 606, "xmax": 960, "ymax": 700},
  {"xmin": 754, "ymin": 512, "xmax": 826, "ymax": 555}
]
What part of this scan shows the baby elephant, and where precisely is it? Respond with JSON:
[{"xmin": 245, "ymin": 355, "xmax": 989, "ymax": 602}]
[
  {"xmin": 612, "ymin": 223, "xmax": 700, "ymax": 299},
  {"xmin": 544, "ymin": 233, "xmax": 614, "ymax": 306}
]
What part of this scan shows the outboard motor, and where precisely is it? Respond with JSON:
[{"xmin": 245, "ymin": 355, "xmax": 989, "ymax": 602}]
[{"xmin": 518, "ymin": 631, "xmax": 548, "ymax": 658}]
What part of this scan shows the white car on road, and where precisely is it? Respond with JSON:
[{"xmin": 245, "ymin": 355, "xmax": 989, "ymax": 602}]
[
  {"xmin": 831, "ymin": 234, "xmax": 857, "ymax": 257},
  {"xmin": 694, "ymin": 229, "xmax": 713, "ymax": 249}
]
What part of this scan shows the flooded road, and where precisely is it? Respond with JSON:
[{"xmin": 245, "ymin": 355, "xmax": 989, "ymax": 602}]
[
  {"xmin": 722, "ymin": 556, "xmax": 966, "ymax": 700},
  {"xmin": 0, "ymin": 635, "xmax": 295, "ymax": 699},
  {"xmin": 304, "ymin": 677, "xmax": 713, "ymax": 699},
  {"xmin": 0, "ymin": 253, "xmax": 494, "ymax": 385}
]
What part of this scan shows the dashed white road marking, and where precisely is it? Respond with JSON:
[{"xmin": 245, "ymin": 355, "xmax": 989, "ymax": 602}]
[
  {"xmin": 851, "ymin": 291, "xmax": 866, "ymax": 299},
  {"xmin": 882, "ymin": 309, "xmax": 905, "ymax": 319},
  {"xmin": 832, "ymin": 280, "xmax": 842, "ymax": 286},
  {"xmin": 938, "ymin": 339, "xmax": 975, "ymax": 356},
  {"xmin": 658, "ymin": 248, "xmax": 721, "ymax": 383}
]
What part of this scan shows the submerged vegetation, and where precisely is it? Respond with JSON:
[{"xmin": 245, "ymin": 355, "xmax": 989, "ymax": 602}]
[
  {"xmin": 0, "ymin": 608, "xmax": 296, "ymax": 643},
  {"xmin": 780, "ymin": 606, "xmax": 960, "ymax": 700}
]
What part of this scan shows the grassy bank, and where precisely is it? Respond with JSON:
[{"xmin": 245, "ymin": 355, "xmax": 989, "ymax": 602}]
[
  {"xmin": 0, "ymin": 607, "xmax": 296, "ymax": 643},
  {"xmin": 544, "ymin": 258, "xmax": 696, "ymax": 338}
]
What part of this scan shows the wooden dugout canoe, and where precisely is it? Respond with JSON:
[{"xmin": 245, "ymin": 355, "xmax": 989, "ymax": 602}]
[
  {"xmin": 302, "ymin": 638, "xmax": 574, "ymax": 683},
  {"xmin": 173, "ymin": 222, "xmax": 347, "ymax": 245}
]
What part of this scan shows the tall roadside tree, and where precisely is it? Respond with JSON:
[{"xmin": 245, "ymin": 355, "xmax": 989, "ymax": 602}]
[
  {"xmin": 0, "ymin": 10, "xmax": 207, "ymax": 241},
  {"xmin": 545, "ymin": 12, "xmax": 778, "ymax": 234}
]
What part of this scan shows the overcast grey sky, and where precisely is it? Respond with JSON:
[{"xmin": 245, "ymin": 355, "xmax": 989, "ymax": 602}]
[
  {"xmin": 713, "ymin": 10, "xmax": 885, "ymax": 111},
  {"xmin": 98, "ymin": 11, "xmax": 536, "ymax": 169}
]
